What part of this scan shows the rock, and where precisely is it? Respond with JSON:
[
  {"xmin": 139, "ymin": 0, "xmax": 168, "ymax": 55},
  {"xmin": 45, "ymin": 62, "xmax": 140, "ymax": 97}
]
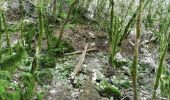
[
  {"xmin": 88, "ymin": 32, "xmax": 95, "ymax": 39},
  {"xmin": 44, "ymin": 81, "xmax": 73, "ymax": 100},
  {"xmin": 79, "ymin": 80, "xmax": 101, "ymax": 100}
]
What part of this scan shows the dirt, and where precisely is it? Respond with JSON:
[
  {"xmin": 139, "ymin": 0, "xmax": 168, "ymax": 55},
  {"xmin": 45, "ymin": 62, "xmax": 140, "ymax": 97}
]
[{"xmin": 54, "ymin": 25, "xmax": 109, "ymax": 52}]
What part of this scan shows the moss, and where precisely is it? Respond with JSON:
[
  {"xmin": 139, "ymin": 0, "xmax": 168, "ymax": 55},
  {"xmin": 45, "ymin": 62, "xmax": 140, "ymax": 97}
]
[
  {"xmin": 0, "ymin": 79, "xmax": 20, "ymax": 100},
  {"xmin": 113, "ymin": 59, "xmax": 129, "ymax": 68},
  {"xmin": 0, "ymin": 71, "xmax": 12, "ymax": 81},
  {"xmin": 97, "ymin": 80, "xmax": 121, "ymax": 98},
  {"xmin": 0, "ymin": 45, "xmax": 27, "ymax": 71},
  {"xmin": 39, "ymin": 54, "xmax": 56, "ymax": 69},
  {"xmin": 36, "ymin": 68, "xmax": 53, "ymax": 85},
  {"xmin": 120, "ymin": 81, "xmax": 131, "ymax": 89},
  {"xmin": 20, "ymin": 73, "xmax": 35, "ymax": 100},
  {"xmin": 102, "ymin": 86, "xmax": 121, "ymax": 97},
  {"xmin": 48, "ymin": 36, "xmax": 74, "ymax": 57}
]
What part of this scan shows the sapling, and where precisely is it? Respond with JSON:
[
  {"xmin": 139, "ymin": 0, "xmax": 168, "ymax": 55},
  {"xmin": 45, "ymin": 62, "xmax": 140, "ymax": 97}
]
[
  {"xmin": 57, "ymin": 0, "xmax": 79, "ymax": 47},
  {"xmin": 1, "ymin": 11, "xmax": 12, "ymax": 55},
  {"xmin": 119, "ymin": 0, "xmax": 152, "ymax": 46},
  {"xmin": 108, "ymin": 0, "xmax": 123, "ymax": 67},
  {"xmin": 152, "ymin": 4, "xmax": 170, "ymax": 99},
  {"xmin": 0, "ymin": 11, "xmax": 2, "ymax": 58},
  {"xmin": 130, "ymin": 0, "xmax": 144, "ymax": 99},
  {"xmin": 52, "ymin": 0, "xmax": 57, "ymax": 16},
  {"xmin": 19, "ymin": 0, "xmax": 25, "ymax": 46},
  {"xmin": 31, "ymin": 0, "xmax": 45, "ymax": 74}
]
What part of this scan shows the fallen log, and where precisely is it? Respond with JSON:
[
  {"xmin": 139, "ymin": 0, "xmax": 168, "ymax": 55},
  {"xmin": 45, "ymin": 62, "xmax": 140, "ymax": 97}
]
[
  {"xmin": 70, "ymin": 43, "xmax": 88, "ymax": 80},
  {"xmin": 65, "ymin": 48, "xmax": 97, "ymax": 56}
]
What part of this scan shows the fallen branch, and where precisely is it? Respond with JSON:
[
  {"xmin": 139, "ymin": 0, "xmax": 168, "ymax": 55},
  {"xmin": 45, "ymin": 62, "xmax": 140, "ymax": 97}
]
[
  {"xmin": 65, "ymin": 48, "xmax": 97, "ymax": 55},
  {"xmin": 70, "ymin": 44, "xmax": 88, "ymax": 80}
]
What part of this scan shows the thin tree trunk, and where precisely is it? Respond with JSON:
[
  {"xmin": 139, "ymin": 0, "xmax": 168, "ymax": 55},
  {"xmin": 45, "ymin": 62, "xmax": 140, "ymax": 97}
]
[
  {"xmin": 108, "ymin": 0, "xmax": 114, "ymax": 66},
  {"xmin": 131, "ymin": 0, "xmax": 143, "ymax": 100},
  {"xmin": 0, "ymin": 11, "xmax": 2, "ymax": 58},
  {"xmin": 19, "ymin": 0, "xmax": 25, "ymax": 46},
  {"xmin": 2, "ymin": 12, "xmax": 12, "ymax": 55},
  {"xmin": 57, "ymin": 0, "xmax": 79, "ymax": 47},
  {"xmin": 52, "ymin": 0, "xmax": 57, "ymax": 16},
  {"xmin": 119, "ymin": 0, "xmax": 152, "ymax": 46},
  {"xmin": 31, "ymin": 1, "xmax": 45, "ymax": 74}
]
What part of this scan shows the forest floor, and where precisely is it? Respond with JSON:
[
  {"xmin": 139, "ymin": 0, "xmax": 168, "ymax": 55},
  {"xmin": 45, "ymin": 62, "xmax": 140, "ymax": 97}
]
[
  {"xmin": 1, "ymin": 1, "xmax": 170, "ymax": 100},
  {"xmin": 8, "ymin": 23, "xmax": 169, "ymax": 100}
]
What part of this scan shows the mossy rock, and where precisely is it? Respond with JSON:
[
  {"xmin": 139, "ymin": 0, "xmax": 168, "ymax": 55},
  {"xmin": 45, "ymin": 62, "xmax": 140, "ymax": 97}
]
[
  {"xmin": 102, "ymin": 86, "xmax": 121, "ymax": 97},
  {"xmin": 120, "ymin": 81, "xmax": 131, "ymax": 89},
  {"xmin": 97, "ymin": 80, "xmax": 121, "ymax": 98},
  {"xmin": 20, "ymin": 73, "xmax": 35, "ymax": 100},
  {"xmin": 0, "ymin": 79, "xmax": 20, "ymax": 100},
  {"xmin": 36, "ymin": 68, "xmax": 53, "ymax": 85},
  {"xmin": 0, "ymin": 71, "xmax": 12, "ymax": 81}
]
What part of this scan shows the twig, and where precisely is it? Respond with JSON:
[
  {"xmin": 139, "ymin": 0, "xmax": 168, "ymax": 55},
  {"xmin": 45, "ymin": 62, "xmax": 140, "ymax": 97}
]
[
  {"xmin": 70, "ymin": 43, "xmax": 88, "ymax": 80},
  {"xmin": 65, "ymin": 48, "xmax": 97, "ymax": 55}
]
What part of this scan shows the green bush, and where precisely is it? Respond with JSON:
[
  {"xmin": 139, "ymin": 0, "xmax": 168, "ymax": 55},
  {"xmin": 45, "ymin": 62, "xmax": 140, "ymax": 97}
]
[
  {"xmin": 20, "ymin": 73, "xmax": 35, "ymax": 100},
  {"xmin": 0, "ymin": 79, "xmax": 20, "ymax": 100}
]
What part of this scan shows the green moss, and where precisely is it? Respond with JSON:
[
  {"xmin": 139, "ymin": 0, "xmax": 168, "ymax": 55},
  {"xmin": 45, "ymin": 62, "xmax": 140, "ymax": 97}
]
[
  {"xmin": 48, "ymin": 36, "xmax": 74, "ymax": 57},
  {"xmin": 102, "ymin": 86, "xmax": 121, "ymax": 97},
  {"xmin": 0, "ymin": 45, "xmax": 27, "ymax": 71},
  {"xmin": 36, "ymin": 68, "xmax": 53, "ymax": 85},
  {"xmin": 120, "ymin": 81, "xmax": 131, "ymax": 89},
  {"xmin": 39, "ymin": 54, "xmax": 56, "ymax": 68},
  {"xmin": 97, "ymin": 80, "xmax": 121, "ymax": 98},
  {"xmin": 0, "ymin": 71, "xmax": 12, "ymax": 81},
  {"xmin": 20, "ymin": 73, "xmax": 35, "ymax": 100}
]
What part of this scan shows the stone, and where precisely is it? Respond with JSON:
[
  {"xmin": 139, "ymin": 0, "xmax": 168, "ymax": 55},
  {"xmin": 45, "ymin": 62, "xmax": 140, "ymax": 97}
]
[{"xmin": 79, "ymin": 80, "xmax": 101, "ymax": 100}]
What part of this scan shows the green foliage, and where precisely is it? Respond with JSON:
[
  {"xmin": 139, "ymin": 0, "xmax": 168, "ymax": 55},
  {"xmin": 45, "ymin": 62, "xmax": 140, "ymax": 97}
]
[
  {"xmin": 24, "ymin": 24, "xmax": 37, "ymax": 55},
  {"xmin": 20, "ymin": 73, "xmax": 35, "ymax": 100},
  {"xmin": 108, "ymin": 1, "xmax": 123, "ymax": 67},
  {"xmin": 39, "ymin": 54, "xmax": 56, "ymax": 68},
  {"xmin": 0, "ymin": 44, "xmax": 27, "ymax": 71},
  {"xmin": 1, "ymin": 11, "xmax": 12, "ymax": 54},
  {"xmin": 0, "ymin": 71, "xmax": 12, "ymax": 81},
  {"xmin": 0, "ymin": 79, "xmax": 20, "ymax": 100},
  {"xmin": 159, "ymin": 66, "xmax": 170, "ymax": 98},
  {"xmin": 152, "ymin": 4, "xmax": 170, "ymax": 99},
  {"xmin": 36, "ymin": 92, "xmax": 44, "ymax": 100}
]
